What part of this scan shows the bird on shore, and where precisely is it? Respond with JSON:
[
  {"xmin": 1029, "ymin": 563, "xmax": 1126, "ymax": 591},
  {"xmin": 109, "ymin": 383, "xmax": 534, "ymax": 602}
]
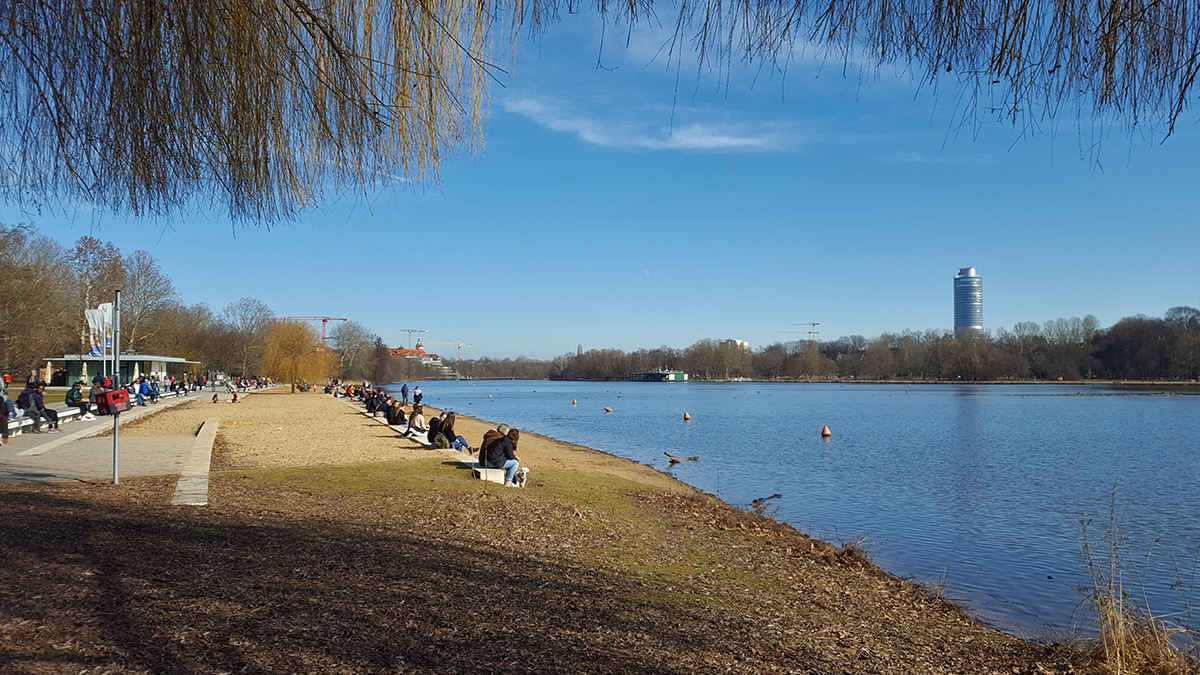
[
  {"xmin": 751, "ymin": 493, "xmax": 782, "ymax": 509},
  {"xmin": 664, "ymin": 452, "xmax": 699, "ymax": 465}
]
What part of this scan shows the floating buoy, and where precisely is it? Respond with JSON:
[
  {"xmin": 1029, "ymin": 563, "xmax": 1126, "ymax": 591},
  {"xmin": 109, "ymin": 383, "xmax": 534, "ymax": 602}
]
[
  {"xmin": 683, "ymin": 412, "xmax": 691, "ymax": 421},
  {"xmin": 488, "ymin": 394, "xmax": 492, "ymax": 399},
  {"xmin": 572, "ymin": 399, "xmax": 577, "ymax": 406},
  {"xmin": 604, "ymin": 407, "xmax": 613, "ymax": 413},
  {"xmin": 821, "ymin": 425, "xmax": 831, "ymax": 437}
]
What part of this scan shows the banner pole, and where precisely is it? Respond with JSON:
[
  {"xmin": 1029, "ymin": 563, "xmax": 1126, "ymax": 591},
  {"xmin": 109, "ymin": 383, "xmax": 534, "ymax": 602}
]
[{"xmin": 113, "ymin": 289, "xmax": 121, "ymax": 485}]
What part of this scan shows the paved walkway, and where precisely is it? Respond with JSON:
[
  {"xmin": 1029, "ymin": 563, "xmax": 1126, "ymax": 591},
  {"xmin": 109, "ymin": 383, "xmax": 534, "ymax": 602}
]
[{"xmin": 0, "ymin": 389, "xmax": 247, "ymax": 491}]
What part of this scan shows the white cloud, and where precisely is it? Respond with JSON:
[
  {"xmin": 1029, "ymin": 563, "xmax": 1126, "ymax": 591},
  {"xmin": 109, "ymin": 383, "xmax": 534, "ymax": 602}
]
[{"xmin": 503, "ymin": 96, "xmax": 797, "ymax": 152}]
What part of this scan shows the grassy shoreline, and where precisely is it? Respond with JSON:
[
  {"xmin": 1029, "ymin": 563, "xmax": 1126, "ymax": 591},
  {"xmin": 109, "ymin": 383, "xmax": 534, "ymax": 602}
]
[{"xmin": 0, "ymin": 390, "xmax": 1137, "ymax": 673}]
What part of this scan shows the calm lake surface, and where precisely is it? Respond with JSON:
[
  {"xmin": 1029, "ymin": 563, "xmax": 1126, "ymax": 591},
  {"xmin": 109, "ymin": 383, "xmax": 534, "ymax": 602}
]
[{"xmin": 387, "ymin": 380, "xmax": 1200, "ymax": 638}]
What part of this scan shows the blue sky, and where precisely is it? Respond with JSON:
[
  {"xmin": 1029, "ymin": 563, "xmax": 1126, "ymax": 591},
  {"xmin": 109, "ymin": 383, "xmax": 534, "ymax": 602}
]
[{"xmin": 6, "ymin": 16, "xmax": 1199, "ymax": 360}]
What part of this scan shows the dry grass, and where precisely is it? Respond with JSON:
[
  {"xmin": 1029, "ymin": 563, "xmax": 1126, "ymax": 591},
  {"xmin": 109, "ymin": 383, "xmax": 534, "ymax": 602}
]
[{"xmin": 1080, "ymin": 496, "xmax": 1199, "ymax": 674}]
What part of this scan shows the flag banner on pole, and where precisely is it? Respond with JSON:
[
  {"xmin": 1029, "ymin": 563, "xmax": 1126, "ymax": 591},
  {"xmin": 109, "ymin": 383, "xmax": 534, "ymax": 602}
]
[
  {"xmin": 85, "ymin": 309, "xmax": 104, "ymax": 356},
  {"xmin": 85, "ymin": 303, "xmax": 114, "ymax": 357},
  {"xmin": 100, "ymin": 302, "xmax": 113, "ymax": 351}
]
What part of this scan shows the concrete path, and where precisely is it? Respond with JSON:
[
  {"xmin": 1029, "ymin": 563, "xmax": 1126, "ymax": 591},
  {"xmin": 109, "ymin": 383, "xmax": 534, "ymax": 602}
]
[
  {"xmin": 172, "ymin": 419, "xmax": 218, "ymax": 506},
  {"xmin": 1, "ymin": 388, "xmax": 262, "ymax": 501},
  {"xmin": 0, "ymin": 435, "xmax": 196, "ymax": 484},
  {"xmin": 2, "ymin": 392, "xmax": 201, "ymax": 470}
]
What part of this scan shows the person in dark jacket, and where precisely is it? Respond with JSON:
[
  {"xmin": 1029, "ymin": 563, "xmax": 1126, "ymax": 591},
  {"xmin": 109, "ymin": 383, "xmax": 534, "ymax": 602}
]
[
  {"xmin": 17, "ymin": 383, "xmax": 59, "ymax": 432},
  {"xmin": 485, "ymin": 428, "xmax": 522, "ymax": 486},
  {"xmin": 385, "ymin": 400, "xmax": 406, "ymax": 426},
  {"xmin": 439, "ymin": 412, "xmax": 471, "ymax": 452},
  {"xmin": 65, "ymin": 380, "xmax": 95, "ymax": 420},
  {"xmin": 0, "ymin": 387, "xmax": 12, "ymax": 444},
  {"xmin": 88, "ymin": 377, "xmax": 107, "ymax": 415}
]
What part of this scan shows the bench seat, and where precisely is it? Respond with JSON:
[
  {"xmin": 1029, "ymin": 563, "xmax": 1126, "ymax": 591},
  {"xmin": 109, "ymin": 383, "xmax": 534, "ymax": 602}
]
[
  {"xmin": 468, "ymin": 462, "xmax": 506, "ymax": 484},
  {"xmin": 8, "ymin": 406, "xmax": 83, "ymax": 436}
]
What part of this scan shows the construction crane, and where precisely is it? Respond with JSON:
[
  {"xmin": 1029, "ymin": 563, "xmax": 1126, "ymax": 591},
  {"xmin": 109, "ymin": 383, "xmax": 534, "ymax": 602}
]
[
  {"xmin": 373, "ymin": 328, "xmax": 428, "ymax": 348},
  {"xmin": 791, "ymin": 322, "xmax": 820, "ymax": 344},
  {"xmin": 276, "ymin": 316, "xmax": 349, "ymax": 344},
  {"xmin": 426, "ymin": 339, "xmax": 473, "ymax": 361}
]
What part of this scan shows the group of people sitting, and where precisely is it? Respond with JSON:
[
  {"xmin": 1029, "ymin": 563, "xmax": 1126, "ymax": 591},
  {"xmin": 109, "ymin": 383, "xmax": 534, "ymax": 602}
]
[
  {"xmin": 0, "ymin": 381, "xmax": 63, "ymax": 439},
  {"xmin": 480, "ymin": 424, "xmax": 527, "ymax": 488},
  {"xmin": 339, "ymin": 384, "xmax": 528, "ymax": 488}
]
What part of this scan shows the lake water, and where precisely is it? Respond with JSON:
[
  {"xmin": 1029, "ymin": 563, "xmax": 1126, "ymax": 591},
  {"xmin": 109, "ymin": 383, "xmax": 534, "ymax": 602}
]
[{"xmin": 387, "ymin": 380, "xmax": 1200, "ymax": 638}]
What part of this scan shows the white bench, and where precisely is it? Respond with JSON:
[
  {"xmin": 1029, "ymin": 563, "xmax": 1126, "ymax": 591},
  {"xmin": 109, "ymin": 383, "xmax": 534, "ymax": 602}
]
[
  {"xmin": 468, "ymin": 461, "xmax": 506, "ymax": 484},
  {"xmin": 8, "ymin": 406, "xmax": 83, "ymax": 436}
]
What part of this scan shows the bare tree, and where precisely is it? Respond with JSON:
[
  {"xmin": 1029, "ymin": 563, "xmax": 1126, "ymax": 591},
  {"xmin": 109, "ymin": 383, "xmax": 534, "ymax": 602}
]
[
  {"xmin": 330, "ymin": 320, "xmax": 377, "ymax": 380},
  {"xmin": 0, "ymin": 224, "xmax": 78, "ymax": 374},
  {"xmin": 220, "ymin": 298, "xmax": 275, "ymax": 377},
  {"xmin": 68, "ymin": 237, "xmax": 125, "ymax": 313},
  {"xmin": 121, "ymin": 250, "xmax": 180, "ymax": 352}
]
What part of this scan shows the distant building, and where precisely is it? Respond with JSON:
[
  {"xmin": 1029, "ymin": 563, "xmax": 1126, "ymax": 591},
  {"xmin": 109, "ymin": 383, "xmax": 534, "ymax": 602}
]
[
  {"xmin": 44, "ymin": 353, "xmax": 200, "ymax": 386},
  {"xmin": 954, "ymin": 266, "xmax": 984, "ymax": 338},
  {"xmin": 630, "ymin": 368, "xmax": 688, "ymax": 382},
  {"xmin": 722, "ymin": 339, "xmax": 750, "ymax": 351}
]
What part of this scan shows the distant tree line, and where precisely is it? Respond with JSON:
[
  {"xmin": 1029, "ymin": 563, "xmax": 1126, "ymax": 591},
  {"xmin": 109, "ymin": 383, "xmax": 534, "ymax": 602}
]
[
  {"xmin": 448, "ymin": 309, "xmax": 1200, "ymax": 383},
  {"xmin": 0, "ymin": 222, "xmax": 437, "ymax": 385},
  {"xmin": 8, "ymin": 222, "xmax": 1195, "ymax": 385}
]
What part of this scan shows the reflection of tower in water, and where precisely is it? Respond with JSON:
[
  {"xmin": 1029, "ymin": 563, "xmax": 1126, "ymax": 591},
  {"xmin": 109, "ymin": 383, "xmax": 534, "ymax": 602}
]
[{"xmin": 954, "ymin": 267, "xmax": 984, "ymax": 338}]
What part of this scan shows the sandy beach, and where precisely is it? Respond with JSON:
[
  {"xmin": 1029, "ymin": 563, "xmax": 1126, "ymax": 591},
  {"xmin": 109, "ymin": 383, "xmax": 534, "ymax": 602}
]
[{"xmin": 0, "ymin": 388, "xmax": 1091, "ymax": 674}]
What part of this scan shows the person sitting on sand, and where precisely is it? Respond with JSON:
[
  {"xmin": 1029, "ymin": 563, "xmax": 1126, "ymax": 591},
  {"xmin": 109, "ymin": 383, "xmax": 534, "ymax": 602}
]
[
  {"xmin": 485, "ymin": 428, "xmax": 523, "ymax": 487},
  {"xmin": 437, "ymin": 412, "xmax": 471, "ymax": 452},
  {"xmin": 426, "ymin": 412, "xmax": 445, "ymax": 446},
  {"xmin": 405, "ymin": 404, "xmax": 426, "ymax": 437},
  {"xmin": 384, "ymin": 399, "xmax": 405, "ymax": 426}
]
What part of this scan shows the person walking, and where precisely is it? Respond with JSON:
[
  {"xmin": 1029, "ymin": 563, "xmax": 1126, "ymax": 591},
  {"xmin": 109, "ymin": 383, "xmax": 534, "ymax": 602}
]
[{"xmin": 400, "ymin": 383, "xmax": 409, "ymax": 404}]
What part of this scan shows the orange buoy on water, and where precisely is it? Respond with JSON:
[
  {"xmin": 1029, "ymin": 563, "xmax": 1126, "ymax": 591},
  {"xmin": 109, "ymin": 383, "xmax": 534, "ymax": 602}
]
[
  {"xmin": 573, "ymin": 399, "xmax": 577, "ymax": 406},
  {"xmin": 488, "ymin": 394, "xmax": 492, "ymax": 399},
  {"xmin": 821, "ymin": 425, "xmax": 832, "ymax": 437},
  {"xmin": 604, "ymin": 407, "xmax": 613, "ymax": 413},
  {"xmin": 684, "ymin": 412, "xmax": 691, "ymax": 421}
]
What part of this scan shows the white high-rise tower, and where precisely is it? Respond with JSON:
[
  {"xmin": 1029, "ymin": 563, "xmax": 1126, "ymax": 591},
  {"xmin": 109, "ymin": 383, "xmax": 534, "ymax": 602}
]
[{"xmin": 954, "ymin": 267, "xmax": 983, "ymax": 338}]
